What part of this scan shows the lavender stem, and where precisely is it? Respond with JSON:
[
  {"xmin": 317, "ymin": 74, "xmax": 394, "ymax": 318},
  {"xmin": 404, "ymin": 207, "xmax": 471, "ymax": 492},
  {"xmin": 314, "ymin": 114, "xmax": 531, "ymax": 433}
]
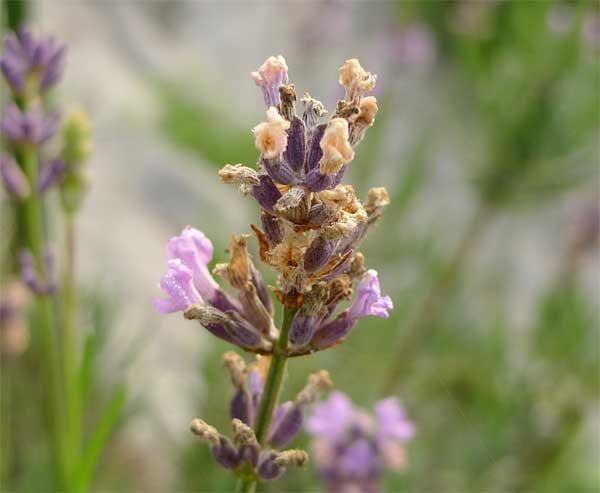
[{"xmin": 237, "ymin": 306, "xmax": 298, "ymax": 493}]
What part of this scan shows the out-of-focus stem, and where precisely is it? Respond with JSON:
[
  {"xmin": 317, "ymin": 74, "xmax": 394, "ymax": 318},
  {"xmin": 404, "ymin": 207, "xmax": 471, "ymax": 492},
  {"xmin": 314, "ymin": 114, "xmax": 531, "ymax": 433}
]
[
  {"xmin": 382, "ymin": 203, "xmax": 493, "ymax": 394},
  {"xmin": 236, "ymin": 305, "xmax": 298, "ymax": 493},
  {"xmin": 20, "ymin": 145, "xmax": 67, "ymax": 490},
  {"xmin": 62, "ymin": 212, "xmax": 82, "ymax": 486}
]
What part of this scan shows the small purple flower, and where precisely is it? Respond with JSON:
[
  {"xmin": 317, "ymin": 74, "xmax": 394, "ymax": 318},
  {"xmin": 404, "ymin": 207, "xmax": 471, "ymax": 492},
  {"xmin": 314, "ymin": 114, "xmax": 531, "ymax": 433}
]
[
  {"xmin": 165, "ymin": 226, "xmax": 219, "ymax": 299},
  {"xmin": 0, "ymin": 153, "xmax": 30, "ymax": 198},
  {"xmin": 374, "ymin": 397, "xmax": 415, "ymax": 442},
  {"xmin": 348, "ymin": 269, "xmax": 393, "ymax": 320},
  {"xmin": 308, "ymin": 392, "xmax": 415, "ymax": 492},
  {"xmin": 37, "ymin": 157, "xmax": 66, "ymax": 193},
  {"xmin": 1, "ymin": 28, "xmax": 66, "ymax": 95},
  {"xmin": 153, "ymin": 258, "xmax": 203, "ymax": 314},
  {"xmin": 306, "ymin": 391, "xmax": 354, "ymax": 439},
  {"xmin": 0, "ymin": 103, "xmax": 60, "ymax": 146},
  {"xmin": 252, "ymin": 56, "xmax": 289, "ymax": 108},
  {"xmin": 19, "ymin": 248, "xmax": 56, "ymax": 295}
]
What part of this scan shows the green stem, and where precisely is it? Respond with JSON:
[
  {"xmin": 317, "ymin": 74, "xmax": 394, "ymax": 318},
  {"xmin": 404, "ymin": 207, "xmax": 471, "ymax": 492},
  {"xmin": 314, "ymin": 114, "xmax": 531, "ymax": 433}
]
[
  {"xmin": 236, "ymin": 306, "xmax": 298, "ymax": 493},
  {"xmin": 382, "ymin": 203, "xmax": 493, "ymax": 394},
  {"xmin": 20, "ymin": 145, "xmax": 67, "ymax": 490},
  {"xmin": 235, "ymin": 478, "xmax": 256, "ymax": 493},
  {"xmin": 62, "ymin": 212, "xmax": 82, "ymax": 488}
]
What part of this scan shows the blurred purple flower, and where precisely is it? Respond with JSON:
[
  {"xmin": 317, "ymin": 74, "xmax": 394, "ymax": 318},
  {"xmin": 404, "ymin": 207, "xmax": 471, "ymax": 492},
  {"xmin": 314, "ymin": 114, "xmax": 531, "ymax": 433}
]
[
  {"xmin": 307, "ymin": 391, "xmax": 415, "ymax": 492},
  {"xmin": 37, "ymin": 157, "xmax": 66, "ymax": 193},
  {"xmin": 375, "ymin": 397, "xmax": 416, "ymax": 442},
  {"xmin": 388, "ymin": 23, "xmax": 436, "ymax": 71},
  {"xmin": 0, "ymin": 103, "xmax": 59, "ymax": 146},
  {"xmin": 306, "ymin": 391, "xmax": 354, "ymax": 439},
  {"xmin": 0, "ymin": 153, "xmax": 30, "ymax": 198},
  {"xmin": 1, "ymin": 27, "xmax": 66, "ymax": 95}
]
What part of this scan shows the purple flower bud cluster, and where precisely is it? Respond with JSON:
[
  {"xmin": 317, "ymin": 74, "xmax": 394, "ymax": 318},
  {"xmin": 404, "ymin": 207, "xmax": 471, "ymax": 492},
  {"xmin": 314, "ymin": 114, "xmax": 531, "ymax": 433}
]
[
  {"xmin": 1, "ymin": 28, "xmax": 67, "ymax": 200},
  {"xmin": 0, "ymin": 28, "xmax": 66, "ymax": 96},
  {"xmin": 189, "ymin": 352, "xmax": 330, "ymax": 483},
  {"xmin": 307, "ymin": 392, "xmax": 415, "ymax": 493}
]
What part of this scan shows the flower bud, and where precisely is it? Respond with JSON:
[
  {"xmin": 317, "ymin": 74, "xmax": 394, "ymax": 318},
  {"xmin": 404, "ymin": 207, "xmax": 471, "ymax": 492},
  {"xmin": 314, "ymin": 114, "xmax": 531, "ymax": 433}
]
[
  {"xmin": 238, "ymin": 284, "xmax": 276, "ymax": 341},
  {"xmin": 61, "ymin": 109, "xmax": 93, "ymax": 164},
  {"xmin": 251, "ymin": 265, "xmax": 274, "ymax": 316},
  {"xmin": 303, "ymin": 235, "xmax": 335, "ymax": 272},
  {"xmin": 296, "ymin": 370, "xmax": 333, "ymax": 405},
  {"xmin": 268, "ymin": 401, "xmax": 304, "ymax": 448},
  {"xmin": 273, "ymin": 449, "xmax": 309, "ymax": 468},
  {"xmin": 0, "ymin": 154, "xmax": 30, "ymax": 199},
  {"xmin": 283, "ymin": 116, "xmax": 306, "ymax": 171},
  {"xmin": 310, "ymin": 311, "xmax": 356, "ymax": 350},
  {"xmin": 274, "ymin": 186, "xmax": 310, "ymax": 224},
  {"xmin": 261, "ymin": 211, "xmax": 283, "ymax": 245},
  {"xmin": 238, "ymin": 444, "xmax": 259, "ymax": 468},
  {"xmin": 232, "ymin": 418, "xmax": 258, "ymax": 447},
  {"xmin": 212, "ymin": 435, "xmax": 240, "ymax": 469},
  {"xmin": 0, "ymin": 103, "xmax": 59, "ymax": 146},
  {"xmin": 190, "ymin": 418, "xmax": 220, "ymax": 446},
  {"xmin": 38, "ymin": 157, "xmax": 65, "ymax": 193},
  {"xmin": 278, "ymin": 84, "xmax": 297, "ymax": 121},
  {"xmin": 218, "ymin": 164, "xmax": 259, "ymax": 186},
  {"xmin": 288, "ymin": 313, "xmax": 318, "ymax": 348},
  {"xmin": 262, "ymin": 155, "xmax": 297, "ymax": 184},
  {"xmin": 257, "ymin": 451, "xmax": 284, "ymax": 480},
  {"xmin": 252, "ymin": 173, "xmax": 282, "ymax": 213},
  {"xmin": 305, "ymin": 123, "xmax": 327, "ymax": 172},
  {"xmin": 301, "ymin": 93, "xmax": 327, "ymax": 132},
  {"xmin": 222, "ymin": 351, "xmax": 247, "ymax": 389}
]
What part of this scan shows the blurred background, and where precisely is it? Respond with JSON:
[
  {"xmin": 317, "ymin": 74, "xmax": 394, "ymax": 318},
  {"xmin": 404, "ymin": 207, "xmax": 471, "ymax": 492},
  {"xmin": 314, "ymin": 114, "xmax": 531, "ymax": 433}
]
[{"xmin": 1, "ymin": 1, "xmax": 598, "ymax": 492}]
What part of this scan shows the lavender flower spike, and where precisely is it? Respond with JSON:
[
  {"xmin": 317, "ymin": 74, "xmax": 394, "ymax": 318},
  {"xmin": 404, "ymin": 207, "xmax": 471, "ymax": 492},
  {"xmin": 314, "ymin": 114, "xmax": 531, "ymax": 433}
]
[
  {"xmin": 0, "ymin": 154, "xmax": 30, "ymax": 199},
  {"xmin": 153, "ymin": 259, "xmax": 203, "ymax": 314},
  {"xmin": 0, "ymin": 28, "xmax": 66, "ymax": 96},
  {"xmin": 37, "ymin": 157, "xmax": 66, "ymax": 193},
  {"xmin": 348, "ymin": 269, "xmax": 393, "ymax": 320},
  {"xmin": 252, "ymin": 55, "xmax": 289, "ymax": 108},
  {"xmin": 0, "ymin": 103, "xmax": 60, "ymax": 146}
]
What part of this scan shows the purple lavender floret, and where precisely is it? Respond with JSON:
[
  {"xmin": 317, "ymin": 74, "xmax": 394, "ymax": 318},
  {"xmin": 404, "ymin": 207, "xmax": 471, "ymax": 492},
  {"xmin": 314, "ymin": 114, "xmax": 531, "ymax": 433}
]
[
  {"xmin": 310, "ymin": 270, "xmax": 392, "ymax": 349},
  {"xmin": 153, "ymin": 258, "xmax": 202, "ymax": 314},
  {"xmin": 37, "ymin": 157, "xmax": 66, "ymax": 193},
  {"xmin": 347, "ymin": 269, "xmax": 393, "ymax": 320},
  {"xmin": 0, "ymin": 28, "xmax": 66, "ymax": 95},
  {"xmin": 307, "ymin": 391, "xmax": 415, "ymax": 493},
  {"xmin": 0, "ymin": 153, "xmax": 30, "ymax": 198},
  {"xmin": 0, "ymin": 103, "xmax": 60, "ymax": 146},
  {"xmin": 19, "ymin": 248, "xmax": 56, "ymax": 295}
]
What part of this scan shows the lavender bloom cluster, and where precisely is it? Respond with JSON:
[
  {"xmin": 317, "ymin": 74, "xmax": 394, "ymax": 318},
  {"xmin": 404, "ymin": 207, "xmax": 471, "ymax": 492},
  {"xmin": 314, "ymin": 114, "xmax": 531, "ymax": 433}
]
[
  {"xmin": 155, "ymin": 55, "xmax": 392, "ymax": 356},
  {"xmin": 307, "ymin": 392, "xmax": 415, "ymax": 493},
  {"xmin": 189, "ymin": 352, "xmax": 331, "ymax": 482},
  {"xmin": 0, "ymin": 28, "xmax": 66, "ymax": 98},
  {"xmin": 154, "ymin": 55, "xmax": 396, "ymax": 486}
]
